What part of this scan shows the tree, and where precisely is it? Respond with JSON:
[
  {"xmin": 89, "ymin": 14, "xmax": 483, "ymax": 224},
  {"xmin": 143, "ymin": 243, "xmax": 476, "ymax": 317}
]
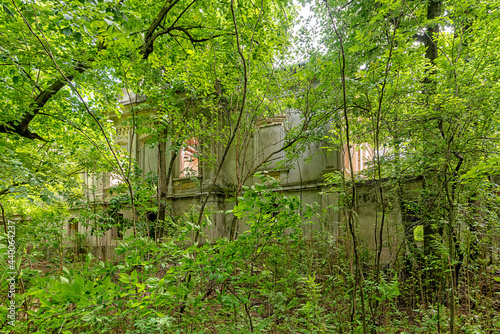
[
  {"xmin": 307, "ymin": 0, "xmax": 500, "ymax": 331},
  {"xmin": 0, "ymin": 0, "xmax": 295, "ymax": 228}
]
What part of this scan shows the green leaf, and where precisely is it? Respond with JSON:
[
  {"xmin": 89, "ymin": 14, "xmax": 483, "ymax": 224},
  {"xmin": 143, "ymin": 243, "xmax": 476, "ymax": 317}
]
[
  {"xmin": 73, "ymin": 276, "xmax": 84, "ymax": 294},
  {"xmin": 2, "ymin": 4, "xmax": 14, "ymax": 17},
  {"xmin": 118, "ymin": 273, "xmax": 130, "ymax": 284},
  {"xmin": 73, "ymin": 32, "xmax": 82, "ymax": 42},
  {"xmin": 39, "ymin": 297, "xmax": 52, "ymax": 307},
  {"xmin": 63, "ymin": 14, "xmax": 73, "ymax": 21},
  {"xmin": 27, "ymin": 289, "xmax": 46, "ymax": 297},
  {"xmin": 85, "ymin": 253, "xmax": 94, "ymax": 263},
  {"xmin": 62, "ymin": 27, "xmax": 72, "ymax": 36},
  {"xmin": 145, "ymin": 277, "xmax": 159, "ymax": 288},
  {"xmin": 82, "ymin": 313, "xmax": 93, "ymax": 322}
]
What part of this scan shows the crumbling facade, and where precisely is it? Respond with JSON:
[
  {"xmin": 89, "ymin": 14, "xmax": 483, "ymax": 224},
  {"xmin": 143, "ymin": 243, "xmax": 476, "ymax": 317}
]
[{"xmin": 66, "ymin": 91, "xmax": 401, "ymax": 260}]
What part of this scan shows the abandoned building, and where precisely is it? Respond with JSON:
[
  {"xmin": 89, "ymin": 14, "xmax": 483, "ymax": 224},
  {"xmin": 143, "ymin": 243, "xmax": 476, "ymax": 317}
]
[{"xmin": 66, "ymin": 90, "xmax": 404, "ymax": 260}]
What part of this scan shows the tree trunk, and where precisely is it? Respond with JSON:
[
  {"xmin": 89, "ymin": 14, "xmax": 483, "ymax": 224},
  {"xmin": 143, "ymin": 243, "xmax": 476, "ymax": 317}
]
[
  {"xmin": 422, "ymin": 0, "xmax": 442, "ymax": 259},
  {"xmin": 157, "ymin": 128, "xmax": 169, "ymax": 240},
  {"xmin": 157, "ymin": 127, "xmax": 179, "ymax": 240}
]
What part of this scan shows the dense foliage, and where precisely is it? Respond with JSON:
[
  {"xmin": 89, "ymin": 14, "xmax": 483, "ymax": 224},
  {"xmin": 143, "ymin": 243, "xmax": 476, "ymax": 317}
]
[{"xmin": 1, "ymin": 0, "xmax": 500, "ymax": 333}]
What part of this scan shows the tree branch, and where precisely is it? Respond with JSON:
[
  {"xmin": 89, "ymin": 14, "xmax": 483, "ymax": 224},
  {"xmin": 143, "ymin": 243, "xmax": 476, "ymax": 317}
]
[
  {"xmin": 0, "ymin": 0, "xmax": 215, "ymax": 140},
  {"xmin": 141, "ymin": 0, "xmax": 181, "ymax": 58}
]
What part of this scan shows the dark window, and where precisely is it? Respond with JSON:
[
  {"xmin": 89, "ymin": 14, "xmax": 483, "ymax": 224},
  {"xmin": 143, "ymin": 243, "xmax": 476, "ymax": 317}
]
[{"xmin": 68, "ymin": 219, "xmax": 78, "ymax": 237}]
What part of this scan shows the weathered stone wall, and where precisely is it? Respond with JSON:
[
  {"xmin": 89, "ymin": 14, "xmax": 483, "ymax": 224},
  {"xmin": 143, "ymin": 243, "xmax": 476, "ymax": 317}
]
[{"xmin": 71, "ymin": 94, "xmax": 412, "ymax": 261}]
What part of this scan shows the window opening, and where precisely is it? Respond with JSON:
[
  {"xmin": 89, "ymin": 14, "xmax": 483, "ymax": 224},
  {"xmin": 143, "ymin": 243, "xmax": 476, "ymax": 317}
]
[
  {"xmin": 179, "ymin": 138, "xmax": 199, "ymax": 178},
  {"xmin": 343, "ymin": 145, "xmax": 376, "ymax": 174},
  {"xmin": 68, "ymin": 219, "xmax": 78, "ymax": 237}
]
